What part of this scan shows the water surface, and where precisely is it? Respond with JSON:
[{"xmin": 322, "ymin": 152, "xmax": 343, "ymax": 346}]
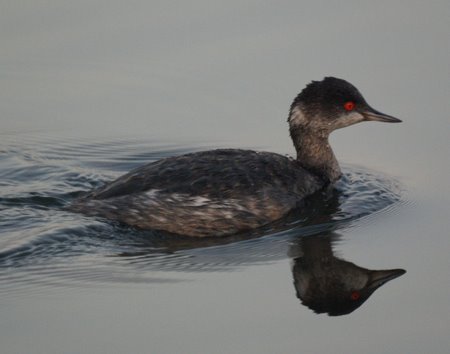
[
  {"xmin": 0, "ymin": 135, "xmax": 402, "ymax": 284},
  {"xmin": 1, "ymin": 1, "xmax": 450, "ymax": 354}
]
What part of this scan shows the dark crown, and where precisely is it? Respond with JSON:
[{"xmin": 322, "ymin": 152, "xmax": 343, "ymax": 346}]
[{"xmin": 290, "ymin": 77, "xmax": 367, "ymax": 117}]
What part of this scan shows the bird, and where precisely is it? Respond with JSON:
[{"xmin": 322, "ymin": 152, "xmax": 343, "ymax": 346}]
[{"xmin": 69, "ymin": 77, "xmax": 401, "ymax": 237}]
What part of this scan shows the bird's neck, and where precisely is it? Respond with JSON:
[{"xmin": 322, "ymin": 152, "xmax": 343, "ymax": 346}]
[{"xmin": 289, "ymin": 107, "xmax": 341, "ymax": 183}]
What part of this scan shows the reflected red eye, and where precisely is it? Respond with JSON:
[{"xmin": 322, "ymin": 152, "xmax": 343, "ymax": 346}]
[
  {"xmin": 344, "ymin": 101, "xmax": 355, "ymax": 111},
  {"xmin": 350, "ymin": 291, "xmax": 360, "ymax": 300}
]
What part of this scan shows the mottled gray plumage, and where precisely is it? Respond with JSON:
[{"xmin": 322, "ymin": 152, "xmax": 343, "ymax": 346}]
[
  {"xmin": 69, "ymin": 77, "xmax": 401, "ymax": 237},
  {"xmin": 70, "ymin": 150, "xmax": 321, "ymax": 237}
]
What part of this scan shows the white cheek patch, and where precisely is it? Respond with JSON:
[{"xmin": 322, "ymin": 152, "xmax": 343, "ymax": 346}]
[
  {"xmin": 288, "ymin": 106, "xmax": 308, "ymax": 127},
  {"xmin": 334, "ymin": 111, "xmax": 364, "ymax": 129}
]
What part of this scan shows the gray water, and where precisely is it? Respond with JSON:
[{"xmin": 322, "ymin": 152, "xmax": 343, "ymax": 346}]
[{"xmin": 1, "ymin": 1, "xmax": 450, "ymax": 353}]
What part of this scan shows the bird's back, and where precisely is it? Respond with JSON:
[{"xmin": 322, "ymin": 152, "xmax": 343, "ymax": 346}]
[{"xmin": 70, "ymin": 149, "xmax": 323, "ymax": 237}]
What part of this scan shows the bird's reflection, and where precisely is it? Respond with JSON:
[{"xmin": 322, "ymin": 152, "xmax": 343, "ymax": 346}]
[
  {"xmin": 110, "ymin": 184, "xmax": 405, "ymax": 316},
  {"xmin": 290, "ymin": 232, "xmax": 405, "ymax": 316}
]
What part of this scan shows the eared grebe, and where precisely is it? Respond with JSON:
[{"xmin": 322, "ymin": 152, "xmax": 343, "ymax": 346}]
[{"xmin": 69, "ymin": 77, "xmax": 401, "ymax": 237}]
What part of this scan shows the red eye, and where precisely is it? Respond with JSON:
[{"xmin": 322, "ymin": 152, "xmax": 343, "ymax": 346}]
[
  {"xmin": 350, "ymin": 291, "xmax": 360, "ymax": 300},
  {"xmin": 344, "ymin": 101, "xmax": 355, "ymax": 111}
]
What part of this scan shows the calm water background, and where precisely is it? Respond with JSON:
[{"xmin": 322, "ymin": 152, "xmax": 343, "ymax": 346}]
[{"xmin": 1, "ymin": 1, "xmax": 449, "ymax": 353}]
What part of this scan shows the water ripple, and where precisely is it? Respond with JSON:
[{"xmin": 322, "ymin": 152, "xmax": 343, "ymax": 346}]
[{"xmin": 0, "ymin": 134, "xmax": 405, "ymax": 294}]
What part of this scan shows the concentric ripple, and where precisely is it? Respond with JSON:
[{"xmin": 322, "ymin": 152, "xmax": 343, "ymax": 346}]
[{"xmin": 0, "ymin": 133, "xmax": 404, "ymax": 294}]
